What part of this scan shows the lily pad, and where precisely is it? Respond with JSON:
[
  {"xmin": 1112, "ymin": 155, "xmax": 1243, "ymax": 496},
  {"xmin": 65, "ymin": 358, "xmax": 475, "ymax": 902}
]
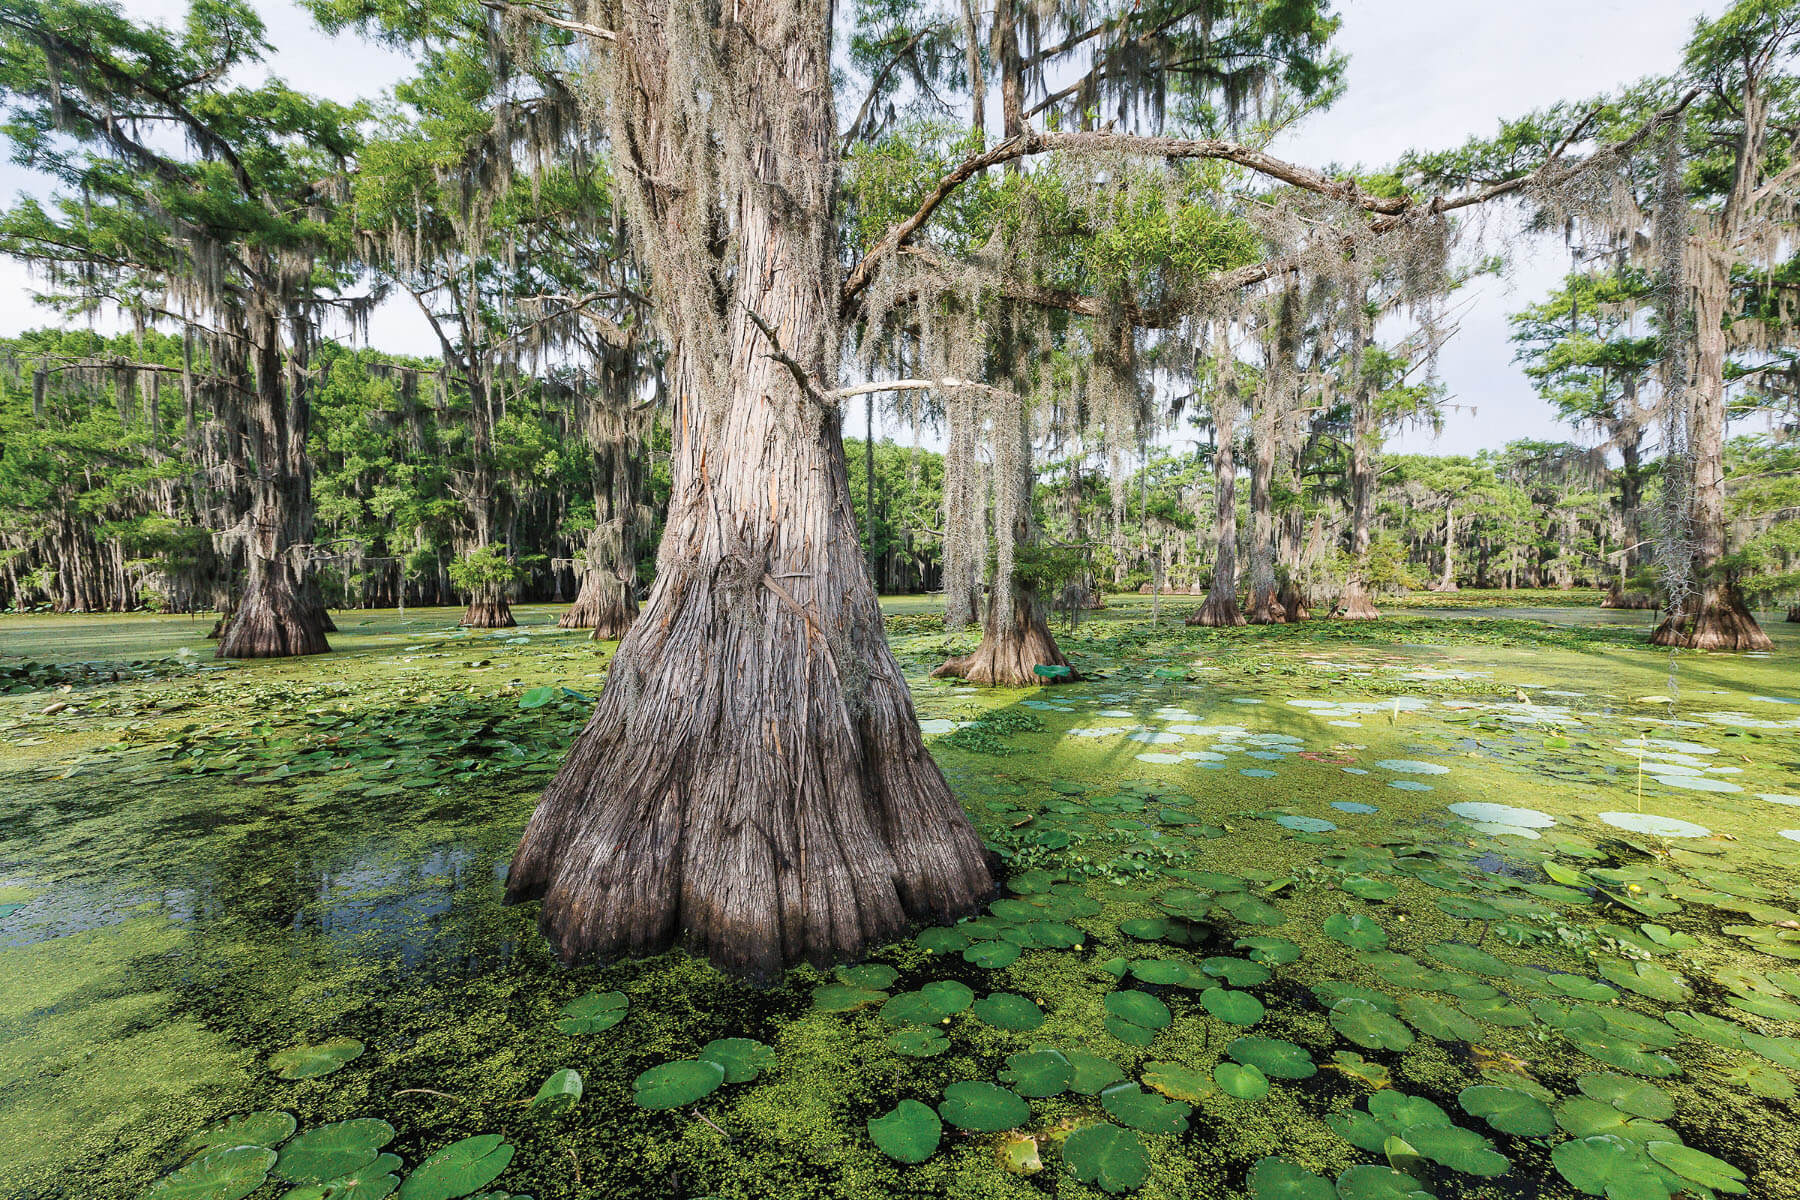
[
  {"xmin": 278, "ymin": 1154, "xmax": 401, "ymax": 1200},
  {"xmin": 1214, "ymin": 1061, "xmax": 1270, "ymax": 1099},
  {"xmin": 867, "ymin": 1099, "xmax": 940, "ymax": 1164},
  {"xmin": 698, "ymin": 1038, "xmax": 774, "ymax": 1083},
  {"xmin": 1100, "ymin": 1083, "xmax": 1191, "ymax": 1134},
  {"xmin": 1141, "ymin": 1062, "xmax": 1213, "ymax": 1102},
  {"xmin": 530, "ymin": 1068, "xmax": 582, "ymax": 1114},
  {"xmin": 1552, "ymin": 1135, "xmax": 1671, "ymax": 1199},
  {"xmin": 1227, "ymin": 1036, "xmax": 1315, "ymax": 1079},
  {"xmin": 555, "ymin": 990, "xmax": 628, "ymax": 1033},
  {"xmin": 1000, "ymin": 1049, "xmax": 1073, "ymax": 1097},
  {"xmin": 145, "ymin": 1146, "xmax": 278, "ymax": 1200},
  {"xmin": 631, "ymin": 1059, "xmax": 726, "ymax": 1109},
  {"xmin": 1063, "ymin": 1050, "xmax": 1129, "ymax": 1095},
  {"xmin": 938, "ymin": 1081, "xmax": 1031, "ymax": 1132},
  {"xmin": 396, "ymin": 1135, "xmax": 514, "ymax": 1200},
  {"xmin": 1458, "ymin": 1085, "xmax": 1554, "ymax": 1136},
  {"xmin": 886, "ymin": 1028, "xmax": 950, "ymax": 1057},
  {"xmin": 1247, "ymin": 1157, "xmax": 1334, "ymax": 1200},
  {"xmin": 181, "ymin": 1111, "xmax": 297, "ymax": 1153},
  {"xmin": 1334, "ymin": 1165, "xmax": 1432, "ymax": 1200},
  {"xmin": 1577, "ymin": 1074, "xmax": 1673, "ymax": 1120},
  {"xmin": 1104, "ymin": 990, "xmax": 1171, "ymax": 1030},
  {"xmin": 1405, "ymin": 1125, "xmax": 1510, "ymax": 1176},
  {"xmin": 270, "ymin": 1038, "xmax": 365, "ymax": 1080},
  {"xmin": 971, "ymin": 993, "xmax": 1045, "ymax": 1031},
  {"xmin": 275, "ymin": 1121, "xmax": 396, "ymax": 1185},
  {"xmin": 1330, "ymin": 998, "xmax": 1414, "ymax": 1051},
  {"xmin": 1201, "ymin": 987, "xmax": 1265, "ymax": 1026},
  {"xmin": 812, "ymin": 984, "xmax": 886, "ymax": 1014},
  {"xmin": 1645, "ymin": 1142, "xmax": 1747, "ymax": 1194},
  {"xmin": 1324, "ymin": 913, "xmax": 1388, "ymax": 951},
  {"xmin": 1062, "ymin": 1124, "xmax": 1149, "ymax": 1194}
]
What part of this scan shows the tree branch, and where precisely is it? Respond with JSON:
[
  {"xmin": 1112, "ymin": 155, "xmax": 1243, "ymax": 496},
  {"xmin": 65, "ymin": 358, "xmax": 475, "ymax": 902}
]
[{"xmin": 480, "ymin": 0, "xmax": 614, "ymax": 42}]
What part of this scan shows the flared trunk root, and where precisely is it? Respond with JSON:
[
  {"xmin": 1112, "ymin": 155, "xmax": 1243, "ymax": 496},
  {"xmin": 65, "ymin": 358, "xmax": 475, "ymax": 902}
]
[
  {"xmin": 461, "ymin": 600, "xmax": 517, "ymax": 629},
  {"xmin": 1187, "ymin": 590, "xmax": 1246, "ymax": 627}
]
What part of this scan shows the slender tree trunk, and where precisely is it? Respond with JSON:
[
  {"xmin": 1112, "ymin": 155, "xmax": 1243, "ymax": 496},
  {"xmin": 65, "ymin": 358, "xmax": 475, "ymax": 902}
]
[
  {"xmin": 1604, "ymin": 432, "xmax": 1655, "ymax": 608},
  {"xmin": 1336, "ymin": 379, "xmax": 1379, "ymax": 620},
  {"xmin": 217, "ymin": 300, "xmax": 329, "ymax": 658},
  {"xmin": 935, "ymin": 384, "xmax": 1078, "ymax": 686},
  {"xmin": 1434, "ymin": 500, "xmax": 1458, "ymax": 591},
  {"xmin": 1190, "ymin": 370, "xmax": 1244, "ymax": 626},
  {"xmin": 507, "ymin": 1, "xmax": 990, "ymax": 977},
  {"xmin": 1245, "ymin": 386, "xmax": 1284, "ymax": 623}
]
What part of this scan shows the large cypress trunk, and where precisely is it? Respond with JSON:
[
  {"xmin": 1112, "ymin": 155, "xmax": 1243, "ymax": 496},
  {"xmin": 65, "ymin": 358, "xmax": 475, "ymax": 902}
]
[
  {"xmin": 1189, "ymin": 369, "xmax": 1244, "ymax": 627},
  {"xmin": 560, "ymin": 566, "xmax": 637, "ymax": 639},
  {"xmin": 1650, "ymin": 113, "xmax": 1770, "ymax": 652},
  {"xmin": 507, "ymin": 0, "xmax": 991, "ymax": 976},
  {"xmin": 216, "ymin": 301, "xmax": 329, "ymax": 659},
  {"xmin": 933, "ymin": 577, "xmax": 1078, "ymax": 686}
]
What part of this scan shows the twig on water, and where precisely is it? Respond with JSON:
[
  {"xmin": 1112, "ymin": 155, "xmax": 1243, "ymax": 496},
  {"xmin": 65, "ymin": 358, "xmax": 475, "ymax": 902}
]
[{"xmin": 692, "ymin": 1109, "xmax": 733, "ymax": 1139}]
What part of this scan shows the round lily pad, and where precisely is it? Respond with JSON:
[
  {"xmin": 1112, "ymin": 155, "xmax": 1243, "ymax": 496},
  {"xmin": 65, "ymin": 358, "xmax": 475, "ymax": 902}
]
[
  {"xmin": 1103, "ymin": 990, "xmax": 1171, "ymax": 1030},
  {"xmin": 964, "ymin": 940, "xmax": 1021, "ymax": 968},
  {"xmin": 1141, "ymin": 1062, "xmax": 1213, "ymax": 1102},
  {"xmin": 145, "ymin": 1146, "xmax": 277, "ymax": 1200},
  {"xmin": 396, "ymin": 1134, "xmax": 513, "ymax": 1200},
  {"xmin": 1577, "ymin": 1074, "xmax": 1673, "ymax": 1120},
  {"xmin": 1458, "ymin": 1084, "xmax": 1555, "ymax": 1136},
  {"xmin": 270, "ymin": 1037, "xmax": 365, "ymax": 1080},
  {"xmin": 1552, "ymin": 1135, "xmax": 1670, "ymax": 1198},
  {"xmin": 1000, "ymin": 1049, "xmax": 1073, "ymax": 1097},
  {"xmin": 1062, "ymin": 1124, "xmax": 1149, "ymax": 1194},
  {"xmin": 812, "ymin": 983, "xmax": 886, "ymax": 1013},
  {"xmin": 279, "ymin": 1154, "xmax": 400, "ymax": 1200},
  {"xmin": 1330, "ymin": 998, "xmax": 1414, "ymax": 1051},
  {"xmin": 181, "ymin": 1111, "xmax": 297, "ymax": 1153},
  {"xmin": 1201, "ymin": 987, "xmax": 1265, "ymax": 1026},
  {"xmin": 887, "ymin": 1028, "xmax": 949, "ymax": 1057},
  {"xmin": 1247, "ymin": 1156, "xmax": 1334, "ymax": 1200},
  {"xmin": 1335, "ymin": 1164, "xmax": 1432, "ymax": 1200},
  {"xmin": 1214, "ymin": 1061, "xmax": 1269, "ymax": 1099},
  {"xmin": 1324, "ymin": 913, "xmax": 1388, "ymax": 951},
  {"xmin": 1405, "ymin": 1125, "xmax": 1510, "ymax": 1176},
  {"xmin": 275, "ymin": 1120, "xmax": 396, "ymax": 1185},
  {"xmin": 971, "ymin": 993, "xmax": 1044, "ymax": 1031},
  {"xmin": 938, "ymin": 1081, "xmax": 1030, "ymax": 1132},
  {"xmin": 1227, "ymin": 1036, "xmax": 1315, "ymax": 1079},
  {"xmin": 1099, "ymin": 1084, "xmax": 1190, "ymax": 1134},
  {"xmin": 698, "ymin": 1038, "xmax": 774, "ymax": 1083},
  {"xmin": 631, "ymin": 1059, "xmax": 725, "ymax": 1109},
  {"xmin": 837, "ymin": 963, "xmax": 899, "ymax": 990},
  {"xmin": 867, "ymin": 1099, "xmax": 941, "ymax": 1164},
  {"xmin": 1064, "ymin": 1050, "xmax": 1129, "ymax": 1095}
]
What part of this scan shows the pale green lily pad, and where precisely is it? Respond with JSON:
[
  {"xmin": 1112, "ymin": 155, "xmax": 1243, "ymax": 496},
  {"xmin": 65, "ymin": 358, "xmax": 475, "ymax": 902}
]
[
  {"xmin": 1459, "ymin": 1084, "xmax": 1554, "ymax": 1136},
  {"xmin": 529, "ymin": 1068, "xmax": 582, "ymax": 1114},
  {"xmin": 554, "ymin": 990, "xmax": 628, "ymax": 1034},
  {"xmin": 1000, "ymin": 1049, "xmax": 1073, "ymax": 1097},
  {"xmin": 971, "ymin": 993, "xmax": 1044, "ymax": 1031},
  {"xmin": 182, "ymin": 1111, "xmax": 297, "ymax": 1153},
  {"xmin": 270, "ymin": 1038, "xmax": 365, "ymax": 1080},
  {"xmin": 145, "ymin": 1146, "xmax": 278, "ymax": 1200},
  {"xmin": 1214, "ymin": 1061, "xmax": 1270, "ymax": 1099}
]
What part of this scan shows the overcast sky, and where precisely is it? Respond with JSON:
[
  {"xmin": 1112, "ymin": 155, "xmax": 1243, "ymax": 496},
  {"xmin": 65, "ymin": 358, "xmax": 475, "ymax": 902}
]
[{"xmin": 0, "ymin": 0, "xmax": 1720, "ymax": 456}]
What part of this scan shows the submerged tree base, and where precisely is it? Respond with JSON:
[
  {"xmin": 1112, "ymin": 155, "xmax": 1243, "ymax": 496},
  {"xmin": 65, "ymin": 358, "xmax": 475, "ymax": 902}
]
[
  {"xmin": 1603, "ymin": 585, "xmax": 1657, "ymax": 610},
  {"xmin": 1187, "ymin": 590, "xmax": 1245, "ymax": 627},
  {"xmin": 560, "ymin": 576, "xmax": 637, "ymax": 640},
  {"xmin": 1788, "ymin": 605, "xmax": 1800, "ymax": 623},
  {"xmin": 1245, "ymin": 587, "xmax": 1286, "ymax": 625},
  {"xmin": 1335, "ymin": 584, "xmax": 1380, "ymax": 620},
  {"xmin": 1651, "ymin": 585, "xmax": 1774, "ymax": 651},
  {"xmin": 1278, "ymin": 583, "xmax": 1311, "ymax": 622},
  {"xmin": 460, "ymin": 600, "xmax": 517, "ymax": 629},
  {"xmin": 215, "ymin": 590, "xmax": 330, "ymax": 659},
  {"xmin": 933, "ymin": 620, "xmax": 1081, "ymax": 687}
]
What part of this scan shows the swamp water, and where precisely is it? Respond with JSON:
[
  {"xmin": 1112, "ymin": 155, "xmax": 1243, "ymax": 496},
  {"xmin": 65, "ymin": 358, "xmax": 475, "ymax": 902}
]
[{"xmin": 2, "ymin": 599, "xmax": 1798, "ymax": 1200}]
